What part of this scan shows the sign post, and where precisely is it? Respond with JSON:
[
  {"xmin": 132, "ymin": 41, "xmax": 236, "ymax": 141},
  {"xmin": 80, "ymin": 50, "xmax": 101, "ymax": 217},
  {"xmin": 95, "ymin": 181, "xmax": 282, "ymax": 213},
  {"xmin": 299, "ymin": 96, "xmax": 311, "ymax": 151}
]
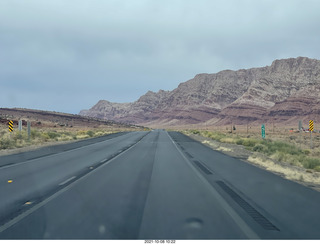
[
  {"xmin": 261, "ymin": 124, "xmax": 265, "ymax": 139},
  {"xmin": 309, "ymin": 120, "xmax": 314, "ymax": 149},
  {"xmin": 298, "ymin": 121, "xmax": 302, "ymax": 131},
  {"xmin": 18, "ymin": 120, "xmax": 22, "ymax": 131},
  {"xmin": 298, "ymin": 120, "xmax": 302, "ymax": 148},
  {"xmin": 27, "ymin": 121, "xmax": 31, "ymax": 140},
  {"xmin": 8, "ymin": 120, "xmax": 13, "ymax": 139}
]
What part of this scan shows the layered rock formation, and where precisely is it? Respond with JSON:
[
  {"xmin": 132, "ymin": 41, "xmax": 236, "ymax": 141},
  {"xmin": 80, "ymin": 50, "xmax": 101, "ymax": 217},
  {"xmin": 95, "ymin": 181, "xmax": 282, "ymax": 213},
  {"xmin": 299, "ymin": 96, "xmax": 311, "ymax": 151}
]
[{"xmin": 80, "ymin": 57, "xmax": 320, "ymax": 126}]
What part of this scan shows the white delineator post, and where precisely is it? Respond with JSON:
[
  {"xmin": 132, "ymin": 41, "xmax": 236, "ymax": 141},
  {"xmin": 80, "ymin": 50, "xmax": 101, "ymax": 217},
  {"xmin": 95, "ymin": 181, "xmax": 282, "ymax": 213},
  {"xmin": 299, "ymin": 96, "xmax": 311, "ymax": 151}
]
[
  {"xmin": 18, "ymin": 120, "xmax": 22, "ymax": 131},
  {"xmin": 27, "ymin": 121, "xmax": 31, "ymax": 140}
]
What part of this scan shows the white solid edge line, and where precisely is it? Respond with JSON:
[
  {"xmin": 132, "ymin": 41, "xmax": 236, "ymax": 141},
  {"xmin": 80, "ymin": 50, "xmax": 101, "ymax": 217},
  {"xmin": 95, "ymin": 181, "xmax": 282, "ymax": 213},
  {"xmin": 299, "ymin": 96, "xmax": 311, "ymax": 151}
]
[
  {"xmin": 0, "ymin": 133, "xmax": 144, "ymax": 234},
  {"xmin": 166, "ymin": 131, "xmax": 260, "ymax": 240}
]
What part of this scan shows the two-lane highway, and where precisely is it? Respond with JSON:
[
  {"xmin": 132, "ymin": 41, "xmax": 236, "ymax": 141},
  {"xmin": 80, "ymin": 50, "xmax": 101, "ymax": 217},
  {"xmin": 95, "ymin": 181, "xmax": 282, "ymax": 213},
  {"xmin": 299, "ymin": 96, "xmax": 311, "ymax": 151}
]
[
  {"xmin": 0, "ymin": 131, "xmax": 148, "ymax": 228},
  {"xmin": 1, "ymin": 130, "xmax": 320, "ymax": 239}
]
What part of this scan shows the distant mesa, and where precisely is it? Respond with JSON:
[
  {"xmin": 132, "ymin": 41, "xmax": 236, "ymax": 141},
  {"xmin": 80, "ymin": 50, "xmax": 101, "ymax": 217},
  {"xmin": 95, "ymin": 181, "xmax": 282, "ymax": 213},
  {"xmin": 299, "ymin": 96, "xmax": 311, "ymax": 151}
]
[{"xmin": 79, "ymin": 57, "xmax": 320, "ymax": 127}]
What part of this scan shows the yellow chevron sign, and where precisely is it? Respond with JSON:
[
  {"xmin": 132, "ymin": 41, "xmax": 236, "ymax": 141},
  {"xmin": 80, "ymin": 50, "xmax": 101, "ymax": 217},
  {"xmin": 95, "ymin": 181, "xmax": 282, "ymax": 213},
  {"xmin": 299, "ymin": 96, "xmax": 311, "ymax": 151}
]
[
  {"xmin": 309, "ymin": 120, "xmax": 314, "ymax": 132},
  {"xmin": 8, "ymin": 120, "xmax": 13, "ymax": 132}
]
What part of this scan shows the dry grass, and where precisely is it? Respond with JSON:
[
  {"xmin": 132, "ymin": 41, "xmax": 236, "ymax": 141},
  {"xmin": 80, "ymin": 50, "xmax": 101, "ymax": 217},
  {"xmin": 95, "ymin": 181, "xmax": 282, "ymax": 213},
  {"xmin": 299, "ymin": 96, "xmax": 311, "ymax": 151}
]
[
  {"xmin": 248, "ymin": 154, "xmax": 320, "ymax": 186},
  {"xmin": 0, "ymin": 123, "xmax": 136, "ymax": 153},
  {"xmin": 187, "ymin": 126, "xmax": 320, "ymax": 170},
  {"xmin": 217, "ymin": 146, "xmax": 232, "ymax": 152},
  {"xmin": 184, "ymin": 128, "xmax": 320, "ymax": 189},
  {"xmin": 214, "ymin": 124, "xmax": 320, "ymax": 158}
]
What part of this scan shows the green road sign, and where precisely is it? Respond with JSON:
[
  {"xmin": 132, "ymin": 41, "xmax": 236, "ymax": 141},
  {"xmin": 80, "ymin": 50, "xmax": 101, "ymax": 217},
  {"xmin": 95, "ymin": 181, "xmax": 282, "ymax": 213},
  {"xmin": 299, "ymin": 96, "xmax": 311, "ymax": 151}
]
[{"xmin": 261, "ymin": 124, "xmax": 265, "ymax": 139}]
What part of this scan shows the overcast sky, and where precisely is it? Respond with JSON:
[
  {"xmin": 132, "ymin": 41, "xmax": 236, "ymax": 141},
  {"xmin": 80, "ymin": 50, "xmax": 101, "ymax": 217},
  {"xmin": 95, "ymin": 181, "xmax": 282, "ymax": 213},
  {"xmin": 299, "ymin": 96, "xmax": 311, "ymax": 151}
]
[{"xmin": 1, "ymin": 0, "xmax": 320, "ymax": 114}]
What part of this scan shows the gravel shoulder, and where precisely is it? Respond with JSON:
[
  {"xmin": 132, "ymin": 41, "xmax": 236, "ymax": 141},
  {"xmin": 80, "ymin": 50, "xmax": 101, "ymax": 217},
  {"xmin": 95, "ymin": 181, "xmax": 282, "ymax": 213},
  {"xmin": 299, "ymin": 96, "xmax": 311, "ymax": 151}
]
[{"xmin": 185, "ymin": 132, "xmax": 320, "ymax": 192}]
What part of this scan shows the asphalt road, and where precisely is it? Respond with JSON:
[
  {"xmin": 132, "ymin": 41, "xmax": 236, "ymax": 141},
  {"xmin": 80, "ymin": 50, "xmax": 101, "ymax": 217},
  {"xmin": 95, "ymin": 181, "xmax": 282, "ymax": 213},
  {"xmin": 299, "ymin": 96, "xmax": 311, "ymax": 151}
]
[{"xmin": 1, "ymin": 130, "xmax": 320, "ymax": 239}]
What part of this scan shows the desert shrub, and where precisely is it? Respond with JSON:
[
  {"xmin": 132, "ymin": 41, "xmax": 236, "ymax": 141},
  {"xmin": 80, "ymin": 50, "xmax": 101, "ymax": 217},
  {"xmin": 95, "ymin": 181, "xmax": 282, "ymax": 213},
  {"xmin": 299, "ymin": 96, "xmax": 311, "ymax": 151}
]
[
  {"xmin": 220, "ymin": 137, "xmax": 236, "ymax": 143},
  {"xmin": 77, "ymin": 130, "xmax": 87, "ymax": 135},
  {"xmin": 271, "ymin": 151, "xmax": 286, "ymax": 162},
  {"xmin": 31, "ymin": 130, "xmax": 41, "ymax": 139},
  {"xmin": 190, "ymin": 130, "xmax": 200, "ymax": 135},
  {"xmin": 61, "ymin": 135, "xmax": 73, "ymax": 141},
  {"xmin": 236, "ymin": 139, "xmax": 244, "ymax": 145},
  {"xmin": 0, "ymin": 138, "xmax": 15, "ymax": 149},
  {"xmin": 303, "ymin": 149, "xmax": 311, "ymax": 155},
  {"xmin": 62, "ymin": 131, "xmax": 72, "ymax": 136},
  {"xmin": 76, "ymin": 134, "xmax": 89, "ymax": 139},
  {"xmin": 41, "ymin": 133, "xmax": 50, "ymax": 141},
  {"xmin": 95, "ymin": 131, "xmax": 105, "ymax": 137},
  {"xmin": 288, "ymin": 159, "xmax": 302, "ymax": 167},
  {"xmin": 195, "ymin": 129, "xmax": 320, "ymax": 171},
  {"xmin": 14, "ymin": 132, "xmax": 24, "ymax": 140},
  {"xmin": 205, "ymin": 131, "xmax": 226, "ymax": 142},
  {"xmin": 242, "ymin": 138, "xmax": 258, "ymax": 147},
  {"xmin": 281, "ymin": 154, "xmax": 303, "ymax": 167},
  {"xmin": 260, "ymin": 141, "xmax": 301, "ymax": 156},
  {"xmin": 253, "ymin": 144, "xmax": 268, "ymax": 153},
  {"xmin": 302, "ymin": 158, "xmax": 320, "ymax": 170},
  {"xmin": 299, "ymin": 175, "xmax": 304, "ymax": 181},
  {"xmin": 204, "ymin": 132, "xmax": 212, "ymax": 138},
  {"xmin": 87, "ymin": 130, "xmax": 94, "ymax": 137},
  {"xmin": 260, "ymin": 138, "xmax": 272, "ymax": 144},
  {"xmin": 276, "ymin": 141, "xmax": 301, "ymax": 155},
  {"xmin": 45, "ymin": 131, "xmax": 59, "ymax": 139}
]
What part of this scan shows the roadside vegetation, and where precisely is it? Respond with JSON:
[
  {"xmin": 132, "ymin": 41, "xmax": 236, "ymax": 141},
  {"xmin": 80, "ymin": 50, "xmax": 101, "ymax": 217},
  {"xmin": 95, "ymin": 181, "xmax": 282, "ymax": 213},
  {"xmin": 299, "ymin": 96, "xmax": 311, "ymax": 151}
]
[
  {"xmin": 0, "ymin": 127, "xmax": 120, "ymax": 151},
  {"xmin": 187, "ymin": 129, "xmax": 320, "ymax": 172}
]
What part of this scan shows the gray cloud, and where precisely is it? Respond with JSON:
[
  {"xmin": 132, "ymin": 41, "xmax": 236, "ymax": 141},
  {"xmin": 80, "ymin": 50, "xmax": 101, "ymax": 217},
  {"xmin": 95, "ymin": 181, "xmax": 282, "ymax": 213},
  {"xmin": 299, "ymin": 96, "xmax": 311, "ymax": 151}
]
[{"xmin": 1, "ymin": 0, "xmax": 320, "ymax": 113}]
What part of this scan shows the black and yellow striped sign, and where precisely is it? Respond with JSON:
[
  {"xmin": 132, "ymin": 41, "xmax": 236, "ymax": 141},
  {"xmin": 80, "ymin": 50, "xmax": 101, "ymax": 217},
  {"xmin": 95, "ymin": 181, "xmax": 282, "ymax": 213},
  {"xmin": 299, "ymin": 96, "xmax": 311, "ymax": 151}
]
[
  {"xmin": 8, "ymin": 120, "xmax": 13, "ymax": 132},
  {"xmin": 309, "ymin": 120, "xmax": 314, "ymax": 132}
]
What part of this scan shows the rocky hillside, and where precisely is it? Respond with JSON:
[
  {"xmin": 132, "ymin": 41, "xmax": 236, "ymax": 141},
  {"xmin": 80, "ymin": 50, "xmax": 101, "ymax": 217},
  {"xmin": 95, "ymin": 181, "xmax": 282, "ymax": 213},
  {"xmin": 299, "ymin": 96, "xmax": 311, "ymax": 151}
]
[
  {"xmin": 80, "ymin": 57, "xmax": 320, "ymax": 126},
  {"xmin": 0, "ymin": 108, "xmax": 136, "ymax": 129}
]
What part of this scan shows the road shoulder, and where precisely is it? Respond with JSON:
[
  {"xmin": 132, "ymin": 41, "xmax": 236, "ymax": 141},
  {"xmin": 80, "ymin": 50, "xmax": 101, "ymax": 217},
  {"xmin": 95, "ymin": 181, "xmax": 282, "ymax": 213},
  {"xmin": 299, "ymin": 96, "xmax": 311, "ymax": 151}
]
[{"xmin": 185, "ymin": 132, "xmax": 320, "ymax": 192}]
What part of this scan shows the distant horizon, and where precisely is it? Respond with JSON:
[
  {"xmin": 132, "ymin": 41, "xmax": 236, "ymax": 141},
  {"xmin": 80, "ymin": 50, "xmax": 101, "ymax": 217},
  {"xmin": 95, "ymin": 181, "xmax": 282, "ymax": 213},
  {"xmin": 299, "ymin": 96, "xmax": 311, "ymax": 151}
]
[
  {"xmin": 0, "ymin": 56, "xmax": 320, "ymax": 115},
  {"xmin": 2, "ymin": 55, "xmax": 317, "ymax": 115},
  {"xmin": 1, "ymin": 0, "xmax": 320, "ymax": 114}
]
